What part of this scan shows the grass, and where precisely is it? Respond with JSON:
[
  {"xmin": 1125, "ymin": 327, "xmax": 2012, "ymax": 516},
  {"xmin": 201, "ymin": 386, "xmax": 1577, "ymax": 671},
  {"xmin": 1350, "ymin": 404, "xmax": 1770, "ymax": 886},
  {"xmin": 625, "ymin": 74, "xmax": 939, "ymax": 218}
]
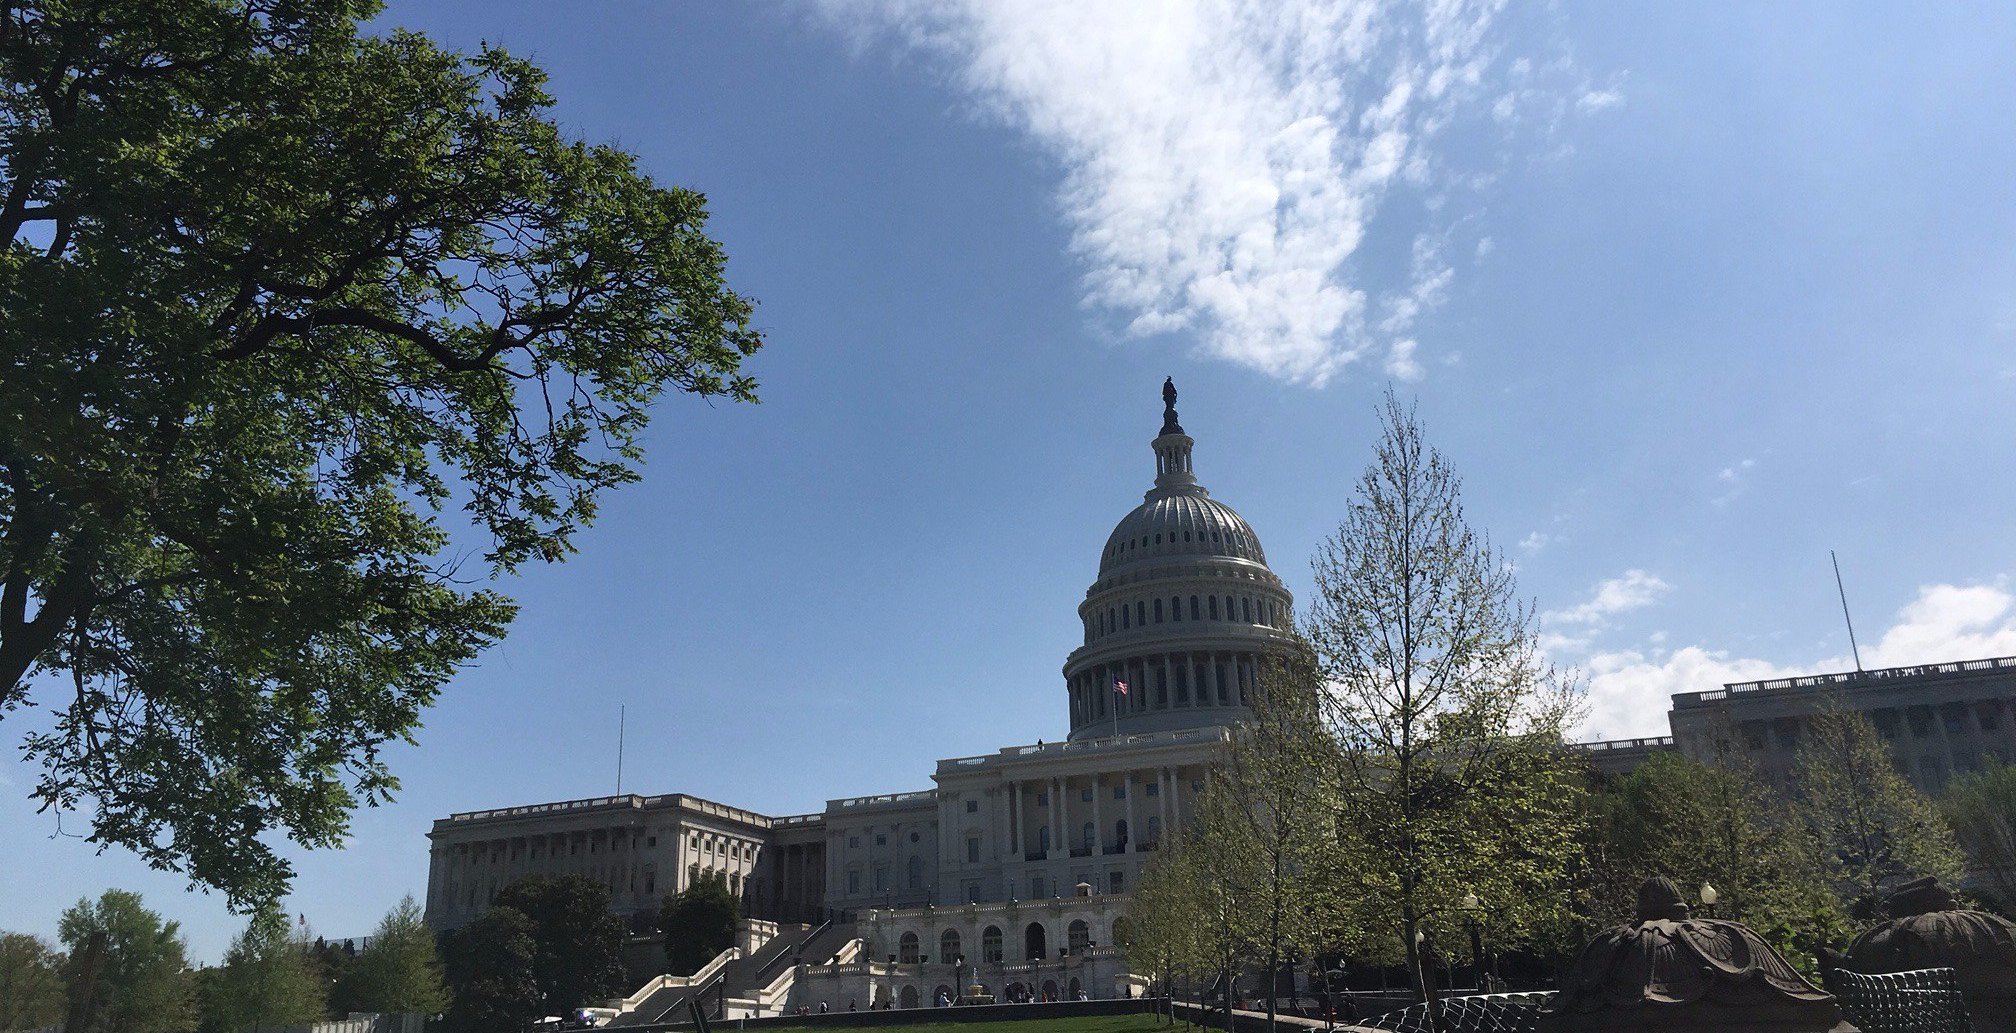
[{"xmin": 758, "ymin": 1016, "xmax": 1172, "ymax": 1033}]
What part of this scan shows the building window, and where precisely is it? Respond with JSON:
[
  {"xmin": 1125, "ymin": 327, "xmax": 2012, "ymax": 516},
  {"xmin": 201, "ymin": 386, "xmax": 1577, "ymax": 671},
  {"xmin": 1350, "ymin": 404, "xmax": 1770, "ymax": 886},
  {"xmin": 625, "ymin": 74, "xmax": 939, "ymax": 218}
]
[
  {"xmin": 1109, "ymin": 871, "xmax": 1124, "ymax": 893},
  {"xmin": 900, "ymin": 932, "xmax": 921, "ymax": 964},
  {"xmin": 848, "ymin": 870, "xmax": 861, "ymax": 894},
  {"xmin": 1030, "ymin": 876, "xmax": 1045, "ymax": 899},
  {"xmin": 1036, "ymin": 791, "xmax": 1048, "ymax": 806},
  {"xmin": 967, "ymin": 837, "xmax": 981, "ymax": 863},
  {"xmin": 1080, "ymin": 788, "xmax": 1093, "ymax": 802},
  {"xmin": 1209, "ymin": 596, "xmax": 1219, "ymax": 619},
  {"xmin": 941, "ymin": 929, "xmax": 962, "ymax": 962},
  {"xmin": 1153, "ymin": 599, "xmax": 1163, "ymax": 623},
  {"xmin": 849, "ymin": 836, "xmax": 860, "ymax": 849},
  {"xmin": 966, "ymin": 799, "xmax": 979, "ymax": 813},
  {"xmin": 983, "ymin": 926, "xmax": 1004, "ymax": 963},
  {"xmin": 1171, "ymin": 596, "xmax": 1182, "ymax": 621},
  {"xmin": 908, "ymin": 856, "xmax": 923, "ymax": 888},
  {"xmin": 1122, "ymin": 607, "xmax": 1130, "ymax": 630},
  {"xmin": 876, "ymin": 833, "xmax": 887, "ymax": 846},
  {"xmin": 1145, "ymin": 782, "xmax": 1159, "ymax": 797},
  {"xmin": 874, "ymin": 866, "xmax": 888, "ymax": 892},
  {"xmin": 645, "ymin": 872, "xmax": 656, "ymax": 894},
  {"xmin": 646, "ymin": 836, "xmax": 656, "ymax": 848},
  {"xmin": 1136, "ymin": 601, "xmax": 1145, "ymax": 626},
  {"xmin": 967, "ymin": 883, "xmax": 982, "ymax": 904},
  {"xmin": 1068, "ymin": 920, "xmax": 1090, "ymax": 952},
  {"xmin": 1082, "ymin": 822, "xmax": 1096, "ymax": 852},
  {"xmin": 1113, "ymin": 784, "xmax": 1126, "ymax": 800}
]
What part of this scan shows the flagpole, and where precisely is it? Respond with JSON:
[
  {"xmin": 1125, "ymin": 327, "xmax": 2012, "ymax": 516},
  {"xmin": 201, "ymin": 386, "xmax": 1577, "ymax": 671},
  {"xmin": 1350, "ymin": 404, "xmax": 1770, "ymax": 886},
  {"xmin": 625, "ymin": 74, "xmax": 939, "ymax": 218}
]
[{"xmin": 1111, "ymin": 679, "xmax": 1118, "ymax": 740}]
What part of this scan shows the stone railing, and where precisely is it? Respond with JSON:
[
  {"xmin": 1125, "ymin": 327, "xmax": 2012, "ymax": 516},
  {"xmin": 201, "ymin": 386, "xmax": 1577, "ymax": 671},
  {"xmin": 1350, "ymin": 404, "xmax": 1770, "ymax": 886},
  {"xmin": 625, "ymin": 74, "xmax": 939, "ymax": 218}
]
[
  {"xmin": 604, "ymin": 947, "xmax": 740, "ymax": 1013},
  {"xmin": 1680, "ymin": 655, "xmax": 2016, "ymax": 704},
  {"xmin": 938, "ymin": 726, "xmax": 1230, "ymax": 772}
]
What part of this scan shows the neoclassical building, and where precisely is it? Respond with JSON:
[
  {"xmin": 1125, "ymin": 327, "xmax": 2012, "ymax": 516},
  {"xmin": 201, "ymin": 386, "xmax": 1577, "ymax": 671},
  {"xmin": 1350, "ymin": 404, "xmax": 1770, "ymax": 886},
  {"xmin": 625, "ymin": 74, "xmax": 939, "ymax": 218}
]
[{"xmin": 423, "ymin": 381, "xmax": 1305, "ymax": 1009}]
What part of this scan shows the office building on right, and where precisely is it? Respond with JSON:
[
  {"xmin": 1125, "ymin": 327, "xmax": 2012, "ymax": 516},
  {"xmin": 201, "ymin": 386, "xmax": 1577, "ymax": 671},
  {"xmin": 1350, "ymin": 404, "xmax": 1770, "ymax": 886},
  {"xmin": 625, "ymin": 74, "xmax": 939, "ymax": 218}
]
[{"xmin": 1666, "ymin": 655, "xmax": 2016, "ymax": 795}]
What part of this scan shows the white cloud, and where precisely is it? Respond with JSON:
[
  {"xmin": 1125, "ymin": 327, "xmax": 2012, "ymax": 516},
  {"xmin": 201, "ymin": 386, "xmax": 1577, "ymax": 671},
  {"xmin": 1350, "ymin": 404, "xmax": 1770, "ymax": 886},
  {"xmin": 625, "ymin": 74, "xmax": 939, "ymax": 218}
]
[
  {"xmin": 1575, "ymin": 88, "xmax": 1624, "ymax": 113},
  {"xmin": 1518, "ymin": 531, "xmax": 1550, "ymax": 553},
  {"xmin": 828, "ymin": 0, "xmax": 1588, "ymax": 384},
  {"xmin": 1385, "ymin": 339, "xmax": 1423, "ymax": 381},
  {"xmin": 1545, "ymin": 569, "xmax": 1672, "ymax": 626},
  {"xmin": 1713, "ymin": 457, "xmax": 1757, "ymax": 507},
  {"xmin": 1574, "ymin": 581, "xmax": 2016, "ymax": 740}
]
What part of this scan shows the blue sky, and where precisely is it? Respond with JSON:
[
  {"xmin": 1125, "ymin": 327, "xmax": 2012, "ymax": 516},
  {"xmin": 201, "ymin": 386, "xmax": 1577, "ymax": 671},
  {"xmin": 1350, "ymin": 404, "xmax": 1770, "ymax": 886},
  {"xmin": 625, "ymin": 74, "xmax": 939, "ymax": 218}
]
[{"xmin": 7, "ymin": 1, "xmax": 2016, "ymax": 962}]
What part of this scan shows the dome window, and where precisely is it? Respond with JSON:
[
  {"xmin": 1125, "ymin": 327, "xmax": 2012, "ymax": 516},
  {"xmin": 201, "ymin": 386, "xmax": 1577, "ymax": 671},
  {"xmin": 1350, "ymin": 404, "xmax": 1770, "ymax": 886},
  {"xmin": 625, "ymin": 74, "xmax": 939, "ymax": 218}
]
[
  {"xmin": 1184, "ymin": 531, "xmax": 1192, "ymax": 541},
  {"xmin": 1154, "ymin": 534, "xmax": 1161, "ymax": 544},
  {"xmin": 1153, "ymin": 599, "xmax": 1163, "ymax": 623},
  {"xmin": 1171, "ymin": 596, "xmax": 1182, "ymax": 621},
  {"xmin": 1190, "ymin": 596, "xmax": 1200, "ymax": 620},
  {"xmin": 1208, "ymin": 597, "xmax": 1219, "ymax": 620}
]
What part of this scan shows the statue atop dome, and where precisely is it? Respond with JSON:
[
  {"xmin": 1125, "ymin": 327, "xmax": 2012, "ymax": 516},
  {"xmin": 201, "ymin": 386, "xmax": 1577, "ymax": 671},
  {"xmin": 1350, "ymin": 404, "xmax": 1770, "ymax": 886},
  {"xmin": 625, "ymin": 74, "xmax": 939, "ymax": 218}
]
[{"xmin": 1160, "ymin": 377, "xmax": 1183, "ymax": 436}]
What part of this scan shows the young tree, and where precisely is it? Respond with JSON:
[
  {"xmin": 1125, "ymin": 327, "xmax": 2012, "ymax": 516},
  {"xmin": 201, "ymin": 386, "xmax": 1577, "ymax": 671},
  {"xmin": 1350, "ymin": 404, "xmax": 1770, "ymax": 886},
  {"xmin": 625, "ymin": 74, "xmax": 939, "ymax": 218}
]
[
  {"xmin": 1124, "ymin": 830, "xmax": 1237, "ymax": 1031},
  {"xmin": 440, "ymin": 907, "xmax": 540, "ymax": 1033},
  {"xmin": 1301, "ymin": 394, "xmax": 1586, "ymax": 1030},
  {"xmin": 0, "ymin": 932, "xmax": 66, "ymax": 1030},
  {"xmin": 202, "ymin": 912, "xmax": 327, "ymax": 1033},
  {"xmin": 335, "ymin": 896, "xmax": 449, "ymax": 1017},
  {"xmin": 1793, "ymin": 707, "xmax": 1964, "ymax": 917},
  {"xmin": 661, "ymin": 875, "xmax": 741, "ymax": 975},
  {"xmin": 494, "ymin": 875, "xmax": 629, "ymax": 1015},
  {"xmin": 1943, "ymin": 759, "xmax": 2016, "ymax": 914},
  {"xmin": 56, "ymin": 890, "xmax": 197, "ymax": 1033},
  {"xmin": 1196, "ymin": 653, "xmax": 1330, "ymax": 1032},
  {"xmin": 0, "ymin": 0, "xmax": 762, "ymax": 909}
]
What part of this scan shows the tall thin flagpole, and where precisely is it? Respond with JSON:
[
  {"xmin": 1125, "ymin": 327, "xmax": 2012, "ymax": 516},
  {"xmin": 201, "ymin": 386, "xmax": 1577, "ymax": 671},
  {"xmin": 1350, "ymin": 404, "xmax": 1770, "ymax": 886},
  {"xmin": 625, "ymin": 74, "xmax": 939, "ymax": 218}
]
[
  {"xmin": 1111, "ymin": 680, "xmax": 1119, "ymax": 739},
  {"xmin": 617, "ymin": 704, "xmax": 626, "ymax": 795},
  {"xmin": 1831, "ymin": 550, "xmax": 1864, "ymax": 673}
]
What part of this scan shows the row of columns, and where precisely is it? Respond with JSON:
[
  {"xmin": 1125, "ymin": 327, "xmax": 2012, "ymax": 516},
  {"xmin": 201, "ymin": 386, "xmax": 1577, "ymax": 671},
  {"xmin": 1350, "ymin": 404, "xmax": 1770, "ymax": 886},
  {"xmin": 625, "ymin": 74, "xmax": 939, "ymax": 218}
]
[
  {"xmin": 1067, "ymin": 651, "xmax": 1259, "ymax": 729},
  {"xmin": 995, "ymin": 767, "xmax": 1187, "ymax": 865}
]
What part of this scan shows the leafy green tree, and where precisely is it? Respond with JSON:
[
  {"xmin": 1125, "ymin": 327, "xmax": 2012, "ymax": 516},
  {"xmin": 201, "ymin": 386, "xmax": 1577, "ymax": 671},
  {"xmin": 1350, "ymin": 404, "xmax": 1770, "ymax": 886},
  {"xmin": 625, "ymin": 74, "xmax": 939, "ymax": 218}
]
[
  {"xmin": 57, "ymin": 890, "xmax": 196, "ymax": 1033},
  {"xmin": 1192, "ymin": 653, "xmax": 1330, "ymax": 1032},
  {"xmin": 440, "ymin": 907, "xmax": 539, "ymax": 1033},
  {"xmin": 0, "ymin": 931, "xmax": 67, "ymax": 1030},
  {"xmin": 0, "ymin": 0, "xmax": 762, "ymax": 910},
  {"xmin": 494, "ymin": 875, "xmax": 628, "ymax": 1015},
  {"xmin": 334, "ymin": 896, "xmax": 448, "ymax": 1017},
  {"xmin": 1589, "ymin": 750, "xmax": 1847, "ymax": 972},
  {"xmin": 201, "ymin": 911, "xmax": 326, "ymax": 1033},
  {"xmin": 1943, "ymin": 758, "xmax": 2016, "ymax": 913},
  {"xmin": 1792, "ymin": 707, "xmax": 1965, "ymax": 918},
  {"xmin": 1299, "ymin": 394, "xmax": 1586, "ymax": 1029},
  {"xmin": 1125, "ymin": 832, "xmax": 1235, "ymax": 1030},
  {"xmin": 661, "ymin": 875, "xmax": 740, "ymax": 975}
]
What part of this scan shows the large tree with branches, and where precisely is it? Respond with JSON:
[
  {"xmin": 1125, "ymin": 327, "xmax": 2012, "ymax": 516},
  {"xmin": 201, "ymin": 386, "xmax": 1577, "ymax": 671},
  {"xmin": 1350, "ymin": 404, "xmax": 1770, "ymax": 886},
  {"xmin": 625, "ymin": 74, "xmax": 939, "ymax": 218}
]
[
  {"xmin": 0, "ymin": 0, "xmax": 761, "ymax": 908},
  {"xmin": 1301, "ymin": 393, "xmax": 1584, "ymax": 1030}
]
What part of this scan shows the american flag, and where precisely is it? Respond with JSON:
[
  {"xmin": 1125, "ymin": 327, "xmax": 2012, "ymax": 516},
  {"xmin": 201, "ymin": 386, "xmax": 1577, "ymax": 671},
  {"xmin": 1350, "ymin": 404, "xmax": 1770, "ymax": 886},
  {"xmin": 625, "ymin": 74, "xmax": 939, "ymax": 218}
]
[{"xmin": 1112, "ymin": 677, "xmax": 1128, "ymax": 696}]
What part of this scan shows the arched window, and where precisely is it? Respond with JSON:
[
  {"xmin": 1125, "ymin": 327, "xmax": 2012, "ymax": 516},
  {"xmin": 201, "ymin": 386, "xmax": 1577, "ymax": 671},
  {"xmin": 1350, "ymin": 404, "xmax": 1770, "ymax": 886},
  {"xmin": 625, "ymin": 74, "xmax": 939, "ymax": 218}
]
[
  {"xmin": 1025, "ymin": 922, "xmax": 1048, "ymax": 961},
  {"xmin": 1153, "ymin": 598, "xmax": 1162, "ymax": 623},
  {"xmin": 1082, "ymin": 821, "xmax": 1096, "ymax": 853},
  {"xmin": 1068, "ymin": 920, "xmax": 1090, "ymax": 952},
  {"xmin": 1135, "ymin": 601, "xmax": 1145, "ymax": 626},
  {"xmin": 1208, "ymin": 596, "xmax": 1219, "ymax": 620},
  {"xmin": 982, "ymin": 926, "xmax": 1003, "ymax": 963},
  {"xmin": 1190, "ymin": 595, "xmax": 1200, "ymax": 620},
  {"xmin": 908, "ymin": 855, "xmax": 923, "ymax": 889},
  {"xmin": 899, "ymin": 985, "xmax": 919, "ymax": 1009},
  {"xmin": 899, "ymin": 931, "xmax": 921, "ymax": 963},
  {"xmin": 941, "ymin": 929, "xmax": 962, "ymax": 962},
  {"xmin": 1122, "ymin": 607, "xmax": 1130, "ymax": 630},
  {"xmin": 1171, "ymin": 595, "xmax": 1183, "ymax": 620},
  {"xmin": 1243, "ymin": 597, "xmax": 1253, "ymax": 623}
]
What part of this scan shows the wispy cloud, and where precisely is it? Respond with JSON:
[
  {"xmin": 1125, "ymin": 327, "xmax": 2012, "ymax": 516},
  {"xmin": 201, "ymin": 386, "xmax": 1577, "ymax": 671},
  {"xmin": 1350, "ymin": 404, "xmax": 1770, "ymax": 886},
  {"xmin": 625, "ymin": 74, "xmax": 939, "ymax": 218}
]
[
  {"xmin": 1544, "ymin": 569, "xmax": 1672, "ymax": 627},
  {"xmin": 1518, "ymin": 531, "xmax": 1550, "ymax": 553},
  {"xmin": 1576, "ymin": 581, "xmax": 2016, "ymax": 739},
  {"xmin": 1713, "ymin": 457, "xmax": 1757, "ymax": 507},
  {"xmin": 827, "ymin": 0, "xmax": 1607, "ymax": 384}
]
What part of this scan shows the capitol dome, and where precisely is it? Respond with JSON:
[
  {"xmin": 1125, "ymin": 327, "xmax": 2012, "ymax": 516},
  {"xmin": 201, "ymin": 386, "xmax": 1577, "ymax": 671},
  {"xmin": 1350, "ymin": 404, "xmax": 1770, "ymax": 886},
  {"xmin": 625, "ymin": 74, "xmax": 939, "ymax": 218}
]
[{"xmin": 1063, "ymin": 380, "xmax": 1299, "ymax": 741}]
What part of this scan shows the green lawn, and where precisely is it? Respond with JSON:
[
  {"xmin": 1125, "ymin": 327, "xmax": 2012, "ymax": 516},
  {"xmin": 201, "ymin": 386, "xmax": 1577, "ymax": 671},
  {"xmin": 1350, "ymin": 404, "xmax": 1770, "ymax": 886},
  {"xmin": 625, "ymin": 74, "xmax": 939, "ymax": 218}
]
[{"xmin": 759, "ymin": 1016, "xmax": 1171, "ymax": 1033}]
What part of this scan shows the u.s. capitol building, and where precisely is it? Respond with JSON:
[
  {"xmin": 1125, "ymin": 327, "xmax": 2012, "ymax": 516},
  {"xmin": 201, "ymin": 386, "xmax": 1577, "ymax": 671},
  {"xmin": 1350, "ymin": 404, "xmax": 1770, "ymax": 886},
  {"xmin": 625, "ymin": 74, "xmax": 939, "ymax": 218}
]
[
  {"xmin": 423, "ymin": 380, "xmax": 1304, "ymax": 1011},
  {"xmin": 421, "ymin": 380, "xmax": 2016, "ymax": 1015}
]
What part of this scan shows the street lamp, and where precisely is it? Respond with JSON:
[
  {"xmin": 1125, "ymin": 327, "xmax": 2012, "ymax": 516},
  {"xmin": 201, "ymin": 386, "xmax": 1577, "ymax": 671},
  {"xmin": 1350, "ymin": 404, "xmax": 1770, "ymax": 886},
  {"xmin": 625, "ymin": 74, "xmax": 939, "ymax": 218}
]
[
  {"xmin": 1459, "ymin": 893, "xmax": 1486, "ymax": 990},
  {"xmin": 1698, "ymin": 882, "xmax": 1718, "ymax": 918}
]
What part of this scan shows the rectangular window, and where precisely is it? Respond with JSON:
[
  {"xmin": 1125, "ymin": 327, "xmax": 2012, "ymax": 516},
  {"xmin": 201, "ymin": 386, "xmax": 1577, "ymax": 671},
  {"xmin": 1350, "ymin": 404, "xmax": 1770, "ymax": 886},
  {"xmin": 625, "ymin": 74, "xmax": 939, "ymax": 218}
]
[
  {"xmin": 966, "ymin": 800, "xmax": 979, "ymax": 813},
  {"xmin": 967, "ymin": 837, "xmax": 981, "ymax": 863},
  {"xmin": 849, "ymin": 836, "xmax": 860, "ymax": 849},
  {"xmin": 1030, "ymin": 876, "xmax": 1045, "ymax": 899},
  {"xmin": 1145, "ymin": 783, "xmax": 1159, "ymax": 797},
  {"xmin": 1113, "ymin": 785, "xmax": 1126, "ymax": 800},
  {"xmin": 874, "ymin": 867, "xmax": 888, "ymax": 892},
  {"xmin": 646, "ymin": 836, "xmax": 656, "ymax": 848},
  {"xmin": 875, "ymin": 833, "xmax": 887, "ymax": 846},
  {"xmin": 1081, "ymin": 788, "xmax": 1093, "ymax": 802},
  {"xmin": 848, "ymin": 870, "xmax": 861, "ymax": 894},
  {"xmin": 966, "ymin": 882, "xmax": 981, "ymax": 904},
  {"xmin": 1109, "ymin": 871, "xmax": 1124, "ymax": 893},
  {"xmin": 1036, "ymin": 792, "xmax": 1048, "ymax": 806},
  {"xmin": 645, "ymin": 872, "xmax": 656, "ymax": 894}
]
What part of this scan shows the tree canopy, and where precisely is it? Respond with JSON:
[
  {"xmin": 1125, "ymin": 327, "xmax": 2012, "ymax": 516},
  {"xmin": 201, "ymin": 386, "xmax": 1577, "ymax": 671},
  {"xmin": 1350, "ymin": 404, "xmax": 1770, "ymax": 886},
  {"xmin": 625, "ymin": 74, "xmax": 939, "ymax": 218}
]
[
  {"xmin": 0, "ymin": 931, "xmax": 66, "ymax": 1031},
  {"xmin": 1944, "ymin": 758, "xmax": 2016, "ymax": 913},
  {"xmin": 56, "ymin": 889, "xmax": 196, "ymax": 1033},
  {"xmin": 493, "ymin": 875, "xmax": 629, "ymax": 1015},
  {"xmin": 1792, "ymin": 707, "xmax": 1964, "ymax": 917},
  {"xmin": 440, "ymin": 906, "xmax": 539, "ymax": 1033},
  {"xmin": 662, "ymin": 874, "xmax": 740, "ymax": 976},
  {"xmin": 333, "ymin": 896, "xmax": 448, "ymax": 1017},
  {"xmin": 0, "ymin": 0, "xmax": 762, "ymax": 909},
  {"xmin": 200, "ymin": 911, "xmax": 327, "ymax": 1033}
]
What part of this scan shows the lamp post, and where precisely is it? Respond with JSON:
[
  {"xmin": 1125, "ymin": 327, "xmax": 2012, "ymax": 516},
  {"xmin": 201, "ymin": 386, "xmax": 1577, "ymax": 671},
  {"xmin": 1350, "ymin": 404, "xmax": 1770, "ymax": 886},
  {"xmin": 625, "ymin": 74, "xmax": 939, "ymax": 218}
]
[
  {"xmin": 1460, "ymin": 892, "xmax": 1486, "ymax": 990},
  {"xmin": 1699, "ymin": 882, "xmax": 1719, "ymax": 919}
]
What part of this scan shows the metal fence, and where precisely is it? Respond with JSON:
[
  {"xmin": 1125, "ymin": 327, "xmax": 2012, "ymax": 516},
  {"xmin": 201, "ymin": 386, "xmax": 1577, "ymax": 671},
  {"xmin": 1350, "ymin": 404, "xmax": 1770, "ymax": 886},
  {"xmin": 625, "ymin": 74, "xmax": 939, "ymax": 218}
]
[{"xmin": 1822, "ymin": 967, "xmax": 1972, "ymax": 1033}]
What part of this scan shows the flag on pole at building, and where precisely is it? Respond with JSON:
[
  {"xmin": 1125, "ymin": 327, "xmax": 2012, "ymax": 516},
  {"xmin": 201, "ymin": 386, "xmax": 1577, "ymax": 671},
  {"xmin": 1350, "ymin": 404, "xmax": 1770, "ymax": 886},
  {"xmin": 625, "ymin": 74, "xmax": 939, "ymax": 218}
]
[{"xmin": 1112, "ymin": 677, "xmax": 1128, "ymax": 695}]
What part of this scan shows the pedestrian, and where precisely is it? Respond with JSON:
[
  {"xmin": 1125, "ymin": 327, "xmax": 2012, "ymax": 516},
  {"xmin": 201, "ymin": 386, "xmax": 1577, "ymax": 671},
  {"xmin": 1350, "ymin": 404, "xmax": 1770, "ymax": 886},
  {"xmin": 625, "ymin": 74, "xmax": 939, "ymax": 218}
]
[{"xmin": 848, "ymin": 998, "xmax": 857, "ymax": 1011}]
